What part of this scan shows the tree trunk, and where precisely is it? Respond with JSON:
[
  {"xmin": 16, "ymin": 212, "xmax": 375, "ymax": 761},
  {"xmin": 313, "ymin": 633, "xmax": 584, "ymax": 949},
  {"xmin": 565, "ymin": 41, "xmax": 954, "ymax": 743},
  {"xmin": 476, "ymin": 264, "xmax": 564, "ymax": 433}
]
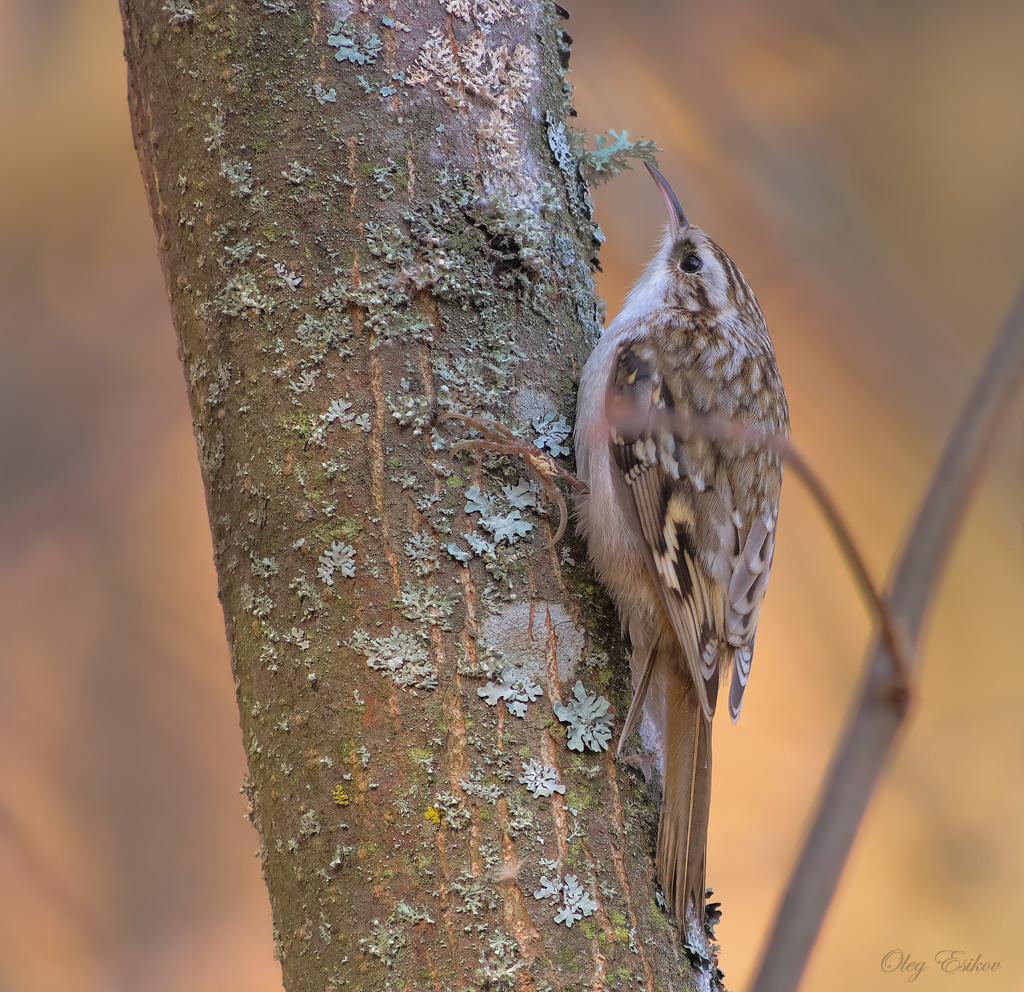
[{"xmin": 120, "ymin": 1, "xmax": 710, "ymax": 988}]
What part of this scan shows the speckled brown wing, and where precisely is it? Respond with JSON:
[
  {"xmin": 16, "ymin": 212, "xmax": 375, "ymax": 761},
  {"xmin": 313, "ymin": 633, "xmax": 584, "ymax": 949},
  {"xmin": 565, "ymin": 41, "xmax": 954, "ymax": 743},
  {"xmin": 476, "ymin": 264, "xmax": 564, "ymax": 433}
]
[
  {"xmin": 725, "ymin": 513, "xmax": 777, "ymax": 720},
  {"xmin": 605, "ymin": 335, "xmax": 738, "ymax": 722},
  {"xmin": 604, "ymin": 327, "xmax": 786, "ymax": 726}
]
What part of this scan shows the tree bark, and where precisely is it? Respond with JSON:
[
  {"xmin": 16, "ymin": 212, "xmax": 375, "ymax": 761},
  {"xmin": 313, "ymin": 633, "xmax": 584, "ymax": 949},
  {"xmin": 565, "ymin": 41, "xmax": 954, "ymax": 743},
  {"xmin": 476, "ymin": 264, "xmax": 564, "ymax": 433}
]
[{"xmin": 120, "ymin": 1, "xmax": 707, "ymax": 988}]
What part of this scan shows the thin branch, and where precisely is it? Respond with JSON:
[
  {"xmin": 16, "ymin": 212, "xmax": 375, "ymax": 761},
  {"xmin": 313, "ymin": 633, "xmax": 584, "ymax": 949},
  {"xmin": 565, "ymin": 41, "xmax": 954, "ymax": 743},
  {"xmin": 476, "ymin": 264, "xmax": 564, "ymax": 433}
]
[
  {"xmin": 750, "ymin": 281, "xmax": 1024, "ymax": 992},
  {"xmin": 436, "ymin": 301, "xmax": 1024, "ymax": 992},
  {"xmin": 443, "ymin": 404, "xmax": 911, "ymax": 676}
]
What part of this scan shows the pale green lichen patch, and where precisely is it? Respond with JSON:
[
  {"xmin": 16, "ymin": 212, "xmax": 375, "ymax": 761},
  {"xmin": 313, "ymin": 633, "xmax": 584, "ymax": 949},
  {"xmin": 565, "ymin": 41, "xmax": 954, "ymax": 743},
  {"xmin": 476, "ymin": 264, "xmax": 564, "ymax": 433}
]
[
  {"xmin": 459, "ymin": 767, "xmax": 502, "ymax": 805},
  {"xmin": 398, "ymin": 581, "xmax": 458, "ymax": 631},
  {"xmin": 388, "ymin": 388, "xmax": 433, "ymax": 433},
  {"xmin": 460, "ymin": 479, "xmax": 549, "ymax": 551},
  {"xmin": 474, "ymin": 932, "xmax": 524, "ymax": 989},
  {"xmin": 281, "ymin": 160, "xmax": 313, "ymax": 186},
  {"xmin": 534, "ymin": 873, "xmax": 599, "ymax": 928},
  {"xmin": 531, "ymin": 411, "xmax": 572, "ymax": 456},
  {"xmin": 317, "ymin": 540, "xmax": 356, "ymax": 584},
  {"xmin": 432, "ymin": 790, "xmax": 471, "ymax": 830},
  {"xmin": 360, "ymin": 918, "xmax": 405, "ymax": 967},
  {"xmin": 450, "ymin": 871, "xmax": 498, "ymax": 915},
  {"xmin": 294, "ymin": 311, "xmax": 352, "ymax": 359},
  {"xmin": 327, "ymin": 20, "xmax": 382, "ymax": 65},
  {"xmin": 553, "ymin": 682, "xmax": 614, "ymax": 752},
  {"xmin": 162, "ymin": 1, "xmax": 197, "ymax": 27},
  {"xmin": 403, "ymin": 531, "xmax": 439, "ymax": 576},
  {"xmin": 477, "ymin": 668, "xmax": 543, "ymax": 718},
  {"xmin": 216, "ymin": 272, "xmax": 270, "ymax": 317},
  {"xmin": 298, "ymin": 808, "xmax": 321, "ymax": 837},
  {"xmin": 220, "ymin": 158, "xmax": 253, "ymax": 196},
  {"xmin": 350, "ymin": 627, "xmax": 437, "ymax": 690},
  {"xmin": 520, "ymin": 759, "xmax": 565, "ymax": 798},
  {"xmin": 311, "ymin": 81, "xmax": 336, "ymax": 104}
]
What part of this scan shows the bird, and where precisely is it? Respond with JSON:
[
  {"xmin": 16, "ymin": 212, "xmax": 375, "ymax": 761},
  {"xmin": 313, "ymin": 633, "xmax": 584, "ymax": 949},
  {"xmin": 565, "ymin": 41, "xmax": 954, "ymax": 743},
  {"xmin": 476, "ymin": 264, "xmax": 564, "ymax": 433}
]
[{"xmin": 574, "ymin": 163, "xmax": 789, "ymax": 927}]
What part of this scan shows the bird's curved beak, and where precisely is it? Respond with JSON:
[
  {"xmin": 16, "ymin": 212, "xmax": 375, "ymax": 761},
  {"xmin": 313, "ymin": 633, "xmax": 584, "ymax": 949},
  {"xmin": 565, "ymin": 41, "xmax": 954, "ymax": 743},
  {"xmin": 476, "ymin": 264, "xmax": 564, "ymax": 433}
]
[{"xmin": 644, "ymin": 162, "xmax": 688, "ymax": 241}]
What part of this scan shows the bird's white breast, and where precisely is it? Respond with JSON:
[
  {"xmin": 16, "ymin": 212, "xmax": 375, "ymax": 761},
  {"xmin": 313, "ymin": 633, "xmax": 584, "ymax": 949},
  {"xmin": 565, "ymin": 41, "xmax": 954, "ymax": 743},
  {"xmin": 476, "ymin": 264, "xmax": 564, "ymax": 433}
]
[{"xmin": 574, "ymin": 320, "xmax": 659, "ymax": 628}]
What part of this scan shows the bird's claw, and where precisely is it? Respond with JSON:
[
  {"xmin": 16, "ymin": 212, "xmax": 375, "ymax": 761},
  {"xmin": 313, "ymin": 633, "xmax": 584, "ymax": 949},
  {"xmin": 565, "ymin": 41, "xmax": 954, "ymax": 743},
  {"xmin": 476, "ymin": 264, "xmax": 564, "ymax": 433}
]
[{"xmin": 438, "ymin": 412, "xmax": 582, "ymax": 546}]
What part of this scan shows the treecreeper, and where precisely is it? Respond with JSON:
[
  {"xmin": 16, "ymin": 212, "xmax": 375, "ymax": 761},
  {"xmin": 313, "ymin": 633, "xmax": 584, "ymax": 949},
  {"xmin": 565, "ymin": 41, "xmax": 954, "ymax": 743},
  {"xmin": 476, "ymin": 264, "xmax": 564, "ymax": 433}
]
[{"xmin": 575, "ymin": 164, "xmax": 789, "ymax": 926}]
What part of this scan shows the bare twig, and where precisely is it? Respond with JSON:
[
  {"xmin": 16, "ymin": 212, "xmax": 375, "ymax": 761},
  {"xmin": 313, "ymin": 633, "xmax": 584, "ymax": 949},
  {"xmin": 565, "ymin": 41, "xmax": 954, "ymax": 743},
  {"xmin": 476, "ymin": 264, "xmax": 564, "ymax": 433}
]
[
  {"xmin": 441, "ymin": 314, "xmax": 1022, "ymax": 992},
  {"xmin": 443, "ymin": 402, "xmax": 911, "ymax": 674},
  {"xmin": 750, "ymin": 282, "xmax": 1024, "ymax": 992}
]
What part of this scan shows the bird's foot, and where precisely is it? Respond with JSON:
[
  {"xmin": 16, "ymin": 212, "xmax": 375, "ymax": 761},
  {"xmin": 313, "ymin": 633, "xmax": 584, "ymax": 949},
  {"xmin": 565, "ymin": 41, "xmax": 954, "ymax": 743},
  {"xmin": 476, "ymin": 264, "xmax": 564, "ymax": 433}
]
[{"xmin": 439, "ymin": 412, "xmax": 584, "ymax": 545}]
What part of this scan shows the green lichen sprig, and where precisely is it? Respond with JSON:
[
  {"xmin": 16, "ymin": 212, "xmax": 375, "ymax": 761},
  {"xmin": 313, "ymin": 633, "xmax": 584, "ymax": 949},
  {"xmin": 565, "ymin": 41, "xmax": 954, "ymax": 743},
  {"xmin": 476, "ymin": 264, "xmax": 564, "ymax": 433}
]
[{"xmin": 573, "ymin": 129, "xmax": 661, "ymax": 186}]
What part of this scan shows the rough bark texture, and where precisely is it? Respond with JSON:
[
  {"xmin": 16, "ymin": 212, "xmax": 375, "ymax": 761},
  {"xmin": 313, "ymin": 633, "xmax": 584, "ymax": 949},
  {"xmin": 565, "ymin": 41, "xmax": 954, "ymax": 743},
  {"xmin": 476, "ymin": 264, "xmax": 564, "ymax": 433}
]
[{"xmin": 120, "ymin": 1, "xmax": 711, "ymax": 989}]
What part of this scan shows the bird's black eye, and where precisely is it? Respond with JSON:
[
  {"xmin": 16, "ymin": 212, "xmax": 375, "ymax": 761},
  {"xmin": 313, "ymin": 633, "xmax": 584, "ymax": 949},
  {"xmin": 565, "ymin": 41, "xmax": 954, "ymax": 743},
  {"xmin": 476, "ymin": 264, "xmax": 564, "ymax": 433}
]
[{"xmin": 680, "ymin": 253, "xmax": 702, "ymax": 273}]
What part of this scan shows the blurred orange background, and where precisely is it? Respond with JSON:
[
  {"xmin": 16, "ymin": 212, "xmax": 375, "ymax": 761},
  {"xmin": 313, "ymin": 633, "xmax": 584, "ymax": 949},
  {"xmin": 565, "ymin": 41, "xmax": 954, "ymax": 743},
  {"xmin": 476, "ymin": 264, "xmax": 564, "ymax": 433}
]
[{"xmin": 1, "ymin": 2, "xmax": 1021, "ymax": 990}]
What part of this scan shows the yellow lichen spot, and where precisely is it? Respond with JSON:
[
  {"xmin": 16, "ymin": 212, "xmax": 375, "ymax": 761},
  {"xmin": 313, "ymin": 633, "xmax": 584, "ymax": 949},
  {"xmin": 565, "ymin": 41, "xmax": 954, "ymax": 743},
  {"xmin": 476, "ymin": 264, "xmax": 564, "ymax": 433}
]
[
  {"xmin": 332, "ymin": 784, "xmax": 350, "ymax": 807},
  {"xmin": 424, "ymin": 806, "xmax": 441, "ymax": 824}
]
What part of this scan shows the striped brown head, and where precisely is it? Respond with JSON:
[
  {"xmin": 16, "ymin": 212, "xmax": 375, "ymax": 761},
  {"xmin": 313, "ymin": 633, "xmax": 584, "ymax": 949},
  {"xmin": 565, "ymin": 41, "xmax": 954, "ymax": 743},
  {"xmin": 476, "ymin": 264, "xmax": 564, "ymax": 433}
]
[{"xmin": 643, "ymin": 164, "xmax": 765, "ymax": 331}]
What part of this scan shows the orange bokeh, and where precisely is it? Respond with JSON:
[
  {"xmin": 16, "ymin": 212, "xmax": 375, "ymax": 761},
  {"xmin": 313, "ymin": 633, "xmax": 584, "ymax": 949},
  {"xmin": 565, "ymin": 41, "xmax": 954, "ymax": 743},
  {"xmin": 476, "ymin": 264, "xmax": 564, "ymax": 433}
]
[{"xmin": 0, "ymin": 3, "xmax": 1020, "ymax": 990}]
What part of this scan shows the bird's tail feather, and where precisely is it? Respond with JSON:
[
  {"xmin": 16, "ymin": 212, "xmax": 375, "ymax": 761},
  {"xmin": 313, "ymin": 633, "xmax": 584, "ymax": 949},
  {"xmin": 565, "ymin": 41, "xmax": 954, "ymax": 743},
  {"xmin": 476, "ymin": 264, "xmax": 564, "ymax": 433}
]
[
  {"xmin": 617, "ymin": 634, "xmax": 657, "ymax": 756},
  {"xmin": 656, "ymin": 650, "xmax": 712, "ymax": 926}
]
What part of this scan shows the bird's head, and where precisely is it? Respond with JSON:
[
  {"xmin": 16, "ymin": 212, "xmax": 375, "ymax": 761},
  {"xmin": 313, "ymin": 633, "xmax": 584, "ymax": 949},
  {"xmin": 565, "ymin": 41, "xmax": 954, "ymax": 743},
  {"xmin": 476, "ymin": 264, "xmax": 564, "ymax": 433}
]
[{"xmin": 626, "ymin": 163, "xmax": 756, "ymax": 324}]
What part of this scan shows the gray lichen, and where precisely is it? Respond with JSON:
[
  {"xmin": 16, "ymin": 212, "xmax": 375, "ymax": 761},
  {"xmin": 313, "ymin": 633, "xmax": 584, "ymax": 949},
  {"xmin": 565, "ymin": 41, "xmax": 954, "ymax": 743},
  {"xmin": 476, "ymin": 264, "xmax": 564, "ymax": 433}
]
[
  {"xmin": 398, "ymin": 582, "xmax": 458, "ymax": 630},
  {"xmin": 433, "ymin": 791, "xmax": 471, "ymax": 830},
  {"xmin": 403, "ymin": 532, "xmax": 439, "ymax": 576},
  {"xmin": 519, "ymin": 759, "xmax": 565, "ymax": 798},
  {"xmin": 312, "ymin": 81, "xmax": 337, "ymax": 104},
  {"xmin": 350, "ymin": 628, "xmax": 437, "ymax": 690},
  {"xmin": 463, "ymin": 484, "xmax": 534, "ymax": 545},
  {"xmin": 217, "ymin": 273, "xmax": 269, "ymax": 317},
  {"xmin": 477, "ymin": 668, "xmax": 543, "ymax": 718},
  {"xmin": 531, "ymin": 411, "xmax": 572, "ymax": 457},
  {"xmin": 317, "ymin": 541, "xmax": 356, "ymax": 585},
  {"xmin": 446, "ymin": 540, "xmax": 472, "ymax": 564},
  {"xmin": 162, "ymin": 1, "xmax": 197, "ymax": 26},
  {"xmin": 459, "ymin": 768, "xmax": 503, "ymax": 805},
  {"xmin": 553, "ymin": 681, "xmax": 614, "ymax": 752},
  {"xmin": 533, "ymin": 873, "xmax": 599, "ymax": 928},
  {"xmin": 327, "ymin": 21, "xmax": 383, "ymax": 65},
  {"xmin": 298, "ymin": 809, "xmax": 321, "ymax": 837}
]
